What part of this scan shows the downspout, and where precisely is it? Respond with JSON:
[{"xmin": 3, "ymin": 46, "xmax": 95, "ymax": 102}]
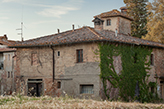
[
  {"xmin": 50, "ymin": 46, "xmax": 55, "ymax": 82},
  {"xmin": 12, "ymin": 53, "xmax": 16, "ymax": 92}
]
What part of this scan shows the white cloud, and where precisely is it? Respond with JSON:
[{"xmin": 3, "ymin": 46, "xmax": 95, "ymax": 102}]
[
  {"xmin": 30, "ymin": 20, "xmax": 60, "ymax": 26},
  {"xmin": 2, "ymin": 0, "xmax": 19, "ymax": 2},
  {"xmin": 37, "ymin": 6, "xmax": 78, "ymax": 18}
]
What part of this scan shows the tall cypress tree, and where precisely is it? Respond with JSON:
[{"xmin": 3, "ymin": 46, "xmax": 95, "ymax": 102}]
[{"xmin": 124, "ymin": 0, "xmax": 148, "ymax": 38}]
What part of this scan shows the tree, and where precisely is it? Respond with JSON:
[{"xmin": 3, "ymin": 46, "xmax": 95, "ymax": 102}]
[
  {"xmin": 143, "ymin": 0, "xmax": 164, "ymax": 43},
  {"xmin": 124, "ymin": 0, "xmax": 148, "ymax": 38}
]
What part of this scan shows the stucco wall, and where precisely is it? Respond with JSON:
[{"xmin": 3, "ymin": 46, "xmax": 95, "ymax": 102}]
[
  {"xmin": 15, "ymin": 43, "xmax": 100, "ymax": 98},
  {"xmin": 102, "ymin": 17, "xmax": 118, "ymax": 32},
  {"xmin": 54, "ymin": 43, "xmax": 100, "ymax": 98},
  {"xmin": 102, "ymin": 17, "xmax": 131, "ymax": 35},
  {"xmin": 15, "ymin": 47, "xmax": 53, "ymax": 95},
  {"xmin": 118, "ymin": 17, "xmax": 131, "ymax": 35}
]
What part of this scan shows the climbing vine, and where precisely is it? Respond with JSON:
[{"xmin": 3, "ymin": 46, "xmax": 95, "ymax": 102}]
[{"xmin": 98, "ymin": 43, "xmax": 160, "ymax": 102}]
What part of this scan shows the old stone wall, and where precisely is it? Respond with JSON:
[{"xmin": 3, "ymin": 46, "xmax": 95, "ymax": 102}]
[
  {"xmin": 102, "ymin": 17, "xmax": 131, "ymax": 35},
  {"xmin": 54, "ymin": 43, "xmax": 100, "ymax": 98},
  {"xmin": 15, "ymin": 47, "xmax": 53, "ymax": 95},
  {"xmin": 102, "ymin": 17, "xmax": 118, "ymax": 32},
  {"xmin": 15, "ymin": 43, "xmax": 100, "ymax": 98},
  {"xmin": 118, "ymin": 17, "xmax": 131, "ymax": 35}
]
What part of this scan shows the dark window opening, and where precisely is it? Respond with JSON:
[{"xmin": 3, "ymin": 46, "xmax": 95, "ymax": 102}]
[
  {"xmin": 28, "ymin": 83, "xmax": 42, "ymax": 97},
  {"xmin": 8, "ymin": 72, "xmax": 10, "ymax": 78},
  {"xmin": 106, "ymin": 19, "xmax": 111, "ymax": 26},
  {"xmin": 11, "ymin": 71, "xmax": 13, "ymax": 78},
  {"xmin": 150, "ymin": 54, "xmax": 154, "ymax": 65},
  {"xmin": 57, "ymin": 81, "xmax": 61, "ymax": 89},
  {"xmin": 0, "ymin": 62, "xmax": 3, "ymax": 70},
  {"xmin": 58, "ymin": 51, "xmax": 60, "ymax": 56},
  {"xmin": 80, "ymin": 85, "xmax": 94, "ymax": 94},
  {"xmin": 95, "ymin": 21, "xmax": 100, "ymax": 25},
  {"xmin": 134, "ymin": 53, "xmax": 137, "ymax": 63},
  {"xmin": 151, "ymin": 86, "xmax": 154, "ymax": 93},
  {"xmin": 77, "ymin": 49, "xmax": 83, "ymax": 63}
]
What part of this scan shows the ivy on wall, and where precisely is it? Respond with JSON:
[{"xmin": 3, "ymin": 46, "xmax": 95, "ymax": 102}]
[{"xmin": 98, "ymin": 43, "xmax": 159, "ymax": 102}]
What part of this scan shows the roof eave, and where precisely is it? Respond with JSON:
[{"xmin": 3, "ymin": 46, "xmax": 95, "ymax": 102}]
[
  {"xmin": 101, "ymin": 15, "xmax": 133, "ymax": 21},
  {"xmin": 8, "ymin": 40, "xmax": 164, "ymax": 49}
]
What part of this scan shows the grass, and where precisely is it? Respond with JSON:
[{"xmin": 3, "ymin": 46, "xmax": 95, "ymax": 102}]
[{"xmin": 0, "ymin": 95, "xmax": 163, "ymax": 109}]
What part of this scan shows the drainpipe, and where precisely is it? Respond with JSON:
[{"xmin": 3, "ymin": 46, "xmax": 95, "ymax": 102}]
[
  {"xmin": 12, "ymin": 53, "xmax": 16, "ymax": 92},
  {"xmin": 50, "ymin": 46, "xmax": 55, "ymax": 82}
]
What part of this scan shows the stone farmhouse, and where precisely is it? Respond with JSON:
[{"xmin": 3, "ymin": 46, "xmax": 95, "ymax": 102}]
[
  {"xmin": 0, "ymin": 35, "xmax": 16, "ymax": 95},
  {"xmin": 9, "ymin": 7, "xmax": 164, "ymax": 99}
]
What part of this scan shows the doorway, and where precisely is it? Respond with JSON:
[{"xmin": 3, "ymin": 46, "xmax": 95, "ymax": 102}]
[{"xmin": 27, "ymin": 79, "xmax": 42, "ymax": 97}]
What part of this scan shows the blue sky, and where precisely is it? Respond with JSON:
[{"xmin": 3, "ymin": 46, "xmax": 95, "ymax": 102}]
[{"xmin": 0, "ymin": 0, "xmax": 153, "ymax": 41}]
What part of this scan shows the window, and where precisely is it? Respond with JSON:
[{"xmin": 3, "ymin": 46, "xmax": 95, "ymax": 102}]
[
  {"xmin": 57, "ymin": 81, "xmax": 61, "ymax": 89},
  {"xmin": 106, "ymin": 19, "xmax": 111, "ymax": 26},
  {"xmin": 77, "ymin": 49, "xmax": 83, "ymax": 63},
  {"xmin": 8, "ymin": 71, "xmax": 10, "ymax": 78},
  {"xmin": 80, "ymin": 85, "xmax": 94, "ymax": 94},
  {"xmin": 31, "ymin": 53, "xmax": 38, "ymax": 65},
  {"xmin": 150, "ymin": 54, "xmax": 154, "ymax": 65},
  {"xmin": 8, "ymin": 54, "xmax": 10, "ymax": 61},
  {"xmin": 134, "ymin": 53, "xmax": 137, "ymax": 63},
  {"xmin": 11, "ymin": 71, "xmax": 13, "ymax": 78},
  {"xmin": 58, "ymin": 51, "xmax": 60, "ymax": 56},
  {"xmin": 0, "ymin": 62, "xmax": 3, "ymax": 70}
]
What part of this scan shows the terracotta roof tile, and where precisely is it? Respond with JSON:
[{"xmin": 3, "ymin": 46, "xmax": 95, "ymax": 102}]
[
  {"xmin": 0, "ymin": 48, "xmax": 16, "ymax": 52},
  {"xmin": 94, "ymin": 9, "xmax": 133, "ymax": 21},
  {"xmin": 9, "ymin": 26, "xmax": 164, "ymax": 49}
]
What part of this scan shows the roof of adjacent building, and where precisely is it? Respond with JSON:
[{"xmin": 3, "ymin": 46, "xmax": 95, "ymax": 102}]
[
  {"xmin": 9, "ymin": 26, "xmax": 164, "ymax": 49},
  {"xmin": 0, "ymin": 35, "xmax": 16, "ymax": 46},
  {"xmin": 0, "ymin": 48, "xmax": 16, "ymax": 52},
  {"xmin": 94, "ymin": 9, "xmax": 133, "ymax": 21}
]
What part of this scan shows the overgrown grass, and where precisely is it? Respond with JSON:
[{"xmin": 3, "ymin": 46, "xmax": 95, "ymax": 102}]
[{"xmin": 0, "ymin": 95, "xmax": 163, "ymax": 109}]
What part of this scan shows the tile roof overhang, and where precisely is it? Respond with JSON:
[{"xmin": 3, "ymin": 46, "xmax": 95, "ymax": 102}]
[
  {"xmin": 0, "ymin": 48, "xmax": 16, "ymax": 52},
  {"xmin": 8, "ymin": 26, "xmax": 164, "ymax": 49},
  {"xmin": 94, "ymin": 9, "xmax": 133, "ymax": 21}
]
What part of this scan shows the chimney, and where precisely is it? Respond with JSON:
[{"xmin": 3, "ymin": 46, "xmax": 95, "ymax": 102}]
[
  {"xmin": 120, "ymin": 6, "xmax": 127, "ymax": 14},
  {"xmin": 57, "ymin": 29, "xmax": 60, "ymax": 33},
  {"xmin": 72, "ymin": 24, "xmax": 74, "ymax": 31},
  {"xmin": 92, "ymin": 17, "xmax": 104, "ymax": 30},
  {"xmin": 4, "ymin": 34, "xmax": 8, "ymax": 40},
  {"xmin": 21, "ymin": 37, "xmax": 24, "ymax": 42}
]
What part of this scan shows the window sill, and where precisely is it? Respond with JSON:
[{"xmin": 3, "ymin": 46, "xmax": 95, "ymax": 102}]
[{"xmin": 76, "ymin": 61, "xmax": 85, "ymax": 63}]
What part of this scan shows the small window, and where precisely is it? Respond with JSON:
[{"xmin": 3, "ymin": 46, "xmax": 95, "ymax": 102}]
[
  {"xmin": 80, "ymin": 85, "xmax": 94, "ymax": 94},
  {"xmin": 8, "ymin": 54, "xmax": 10, "ymax": 61},
  {"xmin": 77, "ymin": 49, "xmax": 83, "ymax": 63},
  {"xmin": 57, "ymin": 81, "xmax": 61, "ymax": 89},
  {"xmin": 106, "ymin": 19, "xmax": 111, "ymax": 26},
  {"xmin": 11, "ymin": 71, "xmax": 13, "ymax": 78},
  {"xmin": 134, "ymin": 53, "xmax": 137, "ymax": 63},
  {"xmin": 150, "ymin": 54, "xmax": 154, "ymax": 65},
  {"xmin": 58, "ymin": 51, "xmax": 60, "ymax": 56},
  {"xmin": 31, "ymin": 53, "xmax": 38, "ymax": 65},
  {"xmin": 8, "ymin": 71, "xmax": 10, "ymax": 78}
]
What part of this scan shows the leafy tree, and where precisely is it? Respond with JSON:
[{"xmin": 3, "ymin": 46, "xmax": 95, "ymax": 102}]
[
  {"xmin": 143, "ymin": 0, "xmax": 164, "ymax": 43},
  {"xmin": 124, "ymin": 0, "xmax": 148, "ymax": 38}
]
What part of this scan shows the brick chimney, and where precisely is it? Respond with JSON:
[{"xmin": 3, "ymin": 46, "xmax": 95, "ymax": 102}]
[
  {"xmin": 120, "ymin": 6, "xmax": 127, "ymax": 14},
  {"xmin": 3, "ymin": 34, "xmax": 8, "ymax": 40}
]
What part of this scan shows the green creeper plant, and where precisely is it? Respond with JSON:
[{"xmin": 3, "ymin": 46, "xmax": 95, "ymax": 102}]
[{"xmin": 99, "ymin": 43, "xmax": 160, "ymax": 102}]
